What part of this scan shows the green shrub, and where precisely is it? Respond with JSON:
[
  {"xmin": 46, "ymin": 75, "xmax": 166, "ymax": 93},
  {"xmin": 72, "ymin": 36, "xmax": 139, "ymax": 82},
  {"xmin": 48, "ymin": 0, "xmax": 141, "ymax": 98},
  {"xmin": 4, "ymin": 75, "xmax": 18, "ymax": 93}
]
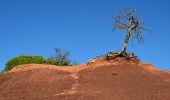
[
  {"xmin": 45, "ymin": 57, "xmax": 70, "ymax": 66},
  {"xmin": 59, "ymin": 60, "xmax": 70, "ymax": 66},
  {"xmin": 3, "ymin": 55, "xmax": 46, "ymax": 72},
  {"xmin": 46, "ymin": 57, "xmax": 59, "ymax": 65}
]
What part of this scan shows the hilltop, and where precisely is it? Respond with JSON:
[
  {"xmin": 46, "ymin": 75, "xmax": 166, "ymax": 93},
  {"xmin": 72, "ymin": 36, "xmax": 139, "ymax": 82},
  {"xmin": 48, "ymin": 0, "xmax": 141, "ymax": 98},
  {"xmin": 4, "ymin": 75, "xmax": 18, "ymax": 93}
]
[{"xmin": 0, "ymin": 57, "xmax": 170, "ymax": 100}]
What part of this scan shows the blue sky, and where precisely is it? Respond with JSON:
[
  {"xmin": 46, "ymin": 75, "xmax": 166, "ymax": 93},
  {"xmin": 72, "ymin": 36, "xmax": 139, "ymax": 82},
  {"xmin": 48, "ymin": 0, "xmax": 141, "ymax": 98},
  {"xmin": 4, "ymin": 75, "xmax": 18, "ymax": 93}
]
[{"xmin": 0, "ymin": 0, "xmax": 170, "ymax": 71}]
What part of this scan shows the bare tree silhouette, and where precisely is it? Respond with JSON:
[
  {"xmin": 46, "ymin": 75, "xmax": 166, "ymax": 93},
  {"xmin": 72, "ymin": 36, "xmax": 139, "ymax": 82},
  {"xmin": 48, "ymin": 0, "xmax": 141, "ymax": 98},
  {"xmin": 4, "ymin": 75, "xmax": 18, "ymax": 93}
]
[{"xmin": 113, "ymin": 8, "xmax": 145, "ymax": 55}]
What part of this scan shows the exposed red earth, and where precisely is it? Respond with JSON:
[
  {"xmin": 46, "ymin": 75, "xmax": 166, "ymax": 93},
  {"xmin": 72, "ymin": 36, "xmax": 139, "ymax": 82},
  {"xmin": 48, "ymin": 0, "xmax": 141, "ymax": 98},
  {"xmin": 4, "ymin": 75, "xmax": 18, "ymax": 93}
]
[{"xmin": 0, "ymin": 57, "xmax": 170, "ymax": 100}]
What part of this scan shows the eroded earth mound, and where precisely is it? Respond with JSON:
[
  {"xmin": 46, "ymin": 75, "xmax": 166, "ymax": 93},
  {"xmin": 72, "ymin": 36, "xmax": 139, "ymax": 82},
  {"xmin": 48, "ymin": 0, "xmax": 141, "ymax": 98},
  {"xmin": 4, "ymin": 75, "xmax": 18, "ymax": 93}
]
[{"xmin": 0, "ymin": 57, "xmax": 170, "ymax": 100}]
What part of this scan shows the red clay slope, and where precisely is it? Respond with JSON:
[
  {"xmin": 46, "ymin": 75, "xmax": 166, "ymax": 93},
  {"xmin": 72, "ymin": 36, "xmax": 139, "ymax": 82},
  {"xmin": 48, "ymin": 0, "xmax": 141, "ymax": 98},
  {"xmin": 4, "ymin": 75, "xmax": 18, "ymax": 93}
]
[{"xmin": 0, "ymin": 58, "xmax": 170, "ymax": 100}]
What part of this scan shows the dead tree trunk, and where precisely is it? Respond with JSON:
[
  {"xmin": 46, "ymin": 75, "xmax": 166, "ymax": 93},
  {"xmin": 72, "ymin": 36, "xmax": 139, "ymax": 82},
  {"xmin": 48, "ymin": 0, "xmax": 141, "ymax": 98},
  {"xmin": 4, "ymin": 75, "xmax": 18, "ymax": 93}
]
[
  {"xmin": 120, "ymin": 16, "xmax": 137, "ymax": 54},
  {"xmin": 120, "ymin": 30, "xmax": 131, "ymax": 54}
]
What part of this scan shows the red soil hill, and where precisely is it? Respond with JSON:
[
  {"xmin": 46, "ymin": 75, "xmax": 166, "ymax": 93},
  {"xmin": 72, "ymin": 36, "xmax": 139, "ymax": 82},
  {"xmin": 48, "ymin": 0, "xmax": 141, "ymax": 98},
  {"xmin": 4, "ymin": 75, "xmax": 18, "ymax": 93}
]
[{"xmin": 0, "ymin": 57, "xmax": 170, "ymax": 100}]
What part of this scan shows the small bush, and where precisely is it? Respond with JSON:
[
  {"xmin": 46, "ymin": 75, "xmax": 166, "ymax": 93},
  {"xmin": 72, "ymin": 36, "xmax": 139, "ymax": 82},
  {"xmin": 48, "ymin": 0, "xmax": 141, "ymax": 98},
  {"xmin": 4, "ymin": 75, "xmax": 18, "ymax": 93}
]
[
  {"xmin": 59, "ymin": 60, "xmax": 70, "ymax": 66},
  {"xmin": 3, "ymin": 55, "xmax": 46, "ymax": 72},
  {"xmin": 46, "ymin": 57, "xmax": 59, "ymax": 65},
  {"xmin": 46, "ymin": 57, "xmax": 70, "ymax": 66}
]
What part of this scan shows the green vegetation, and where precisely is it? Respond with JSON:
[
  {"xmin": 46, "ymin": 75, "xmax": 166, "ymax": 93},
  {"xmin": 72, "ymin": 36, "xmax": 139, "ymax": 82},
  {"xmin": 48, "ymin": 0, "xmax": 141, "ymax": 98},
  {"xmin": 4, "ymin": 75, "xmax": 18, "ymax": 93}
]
[
  {"xmin": 2, "ymin": 48, "xmax": 74, "ymax": 72},
  {"xmin": 46, "ymin": 57, "xmax": 70, "ymax": 66},
  {"xmin": 3, "ymin": 55, "xmax": 46, "ymax": 72}
]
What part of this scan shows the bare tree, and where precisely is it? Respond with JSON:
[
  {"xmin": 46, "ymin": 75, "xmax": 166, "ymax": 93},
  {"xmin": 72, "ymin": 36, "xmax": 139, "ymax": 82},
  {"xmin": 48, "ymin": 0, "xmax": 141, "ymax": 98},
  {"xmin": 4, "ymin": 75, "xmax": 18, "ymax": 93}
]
[
  {"xmin": 47, "ymin": 48, "xmax": 70, "ymax": 66},
  {"xmin": 113, "ymin": 8, "xmax": 145, "ymax": 55},
  {"xmin": 55, "ymin": 48, "xmax": 70, "ymax": 65}
]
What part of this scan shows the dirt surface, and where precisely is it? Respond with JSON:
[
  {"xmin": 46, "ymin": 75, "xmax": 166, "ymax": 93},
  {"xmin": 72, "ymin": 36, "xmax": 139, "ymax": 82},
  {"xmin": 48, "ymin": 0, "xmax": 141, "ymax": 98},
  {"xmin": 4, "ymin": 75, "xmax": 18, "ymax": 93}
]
[{"xmin": 0, "ymin": 58, "xmax": 170, "ymax": 100}]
